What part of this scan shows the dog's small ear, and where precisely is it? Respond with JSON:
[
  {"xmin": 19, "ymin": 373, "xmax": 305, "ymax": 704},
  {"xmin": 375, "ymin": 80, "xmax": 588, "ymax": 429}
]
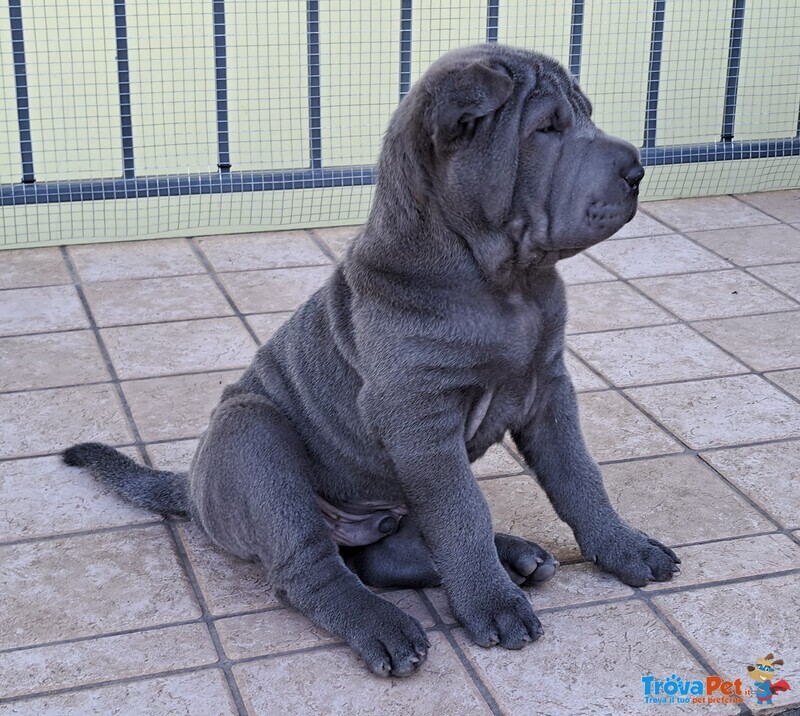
[
  {"xmin": 430, "ymin": 61, "xmax": 513, "ymax": 146},
  {"xmin": 773, "ymin": 659, "xmax": 784, "ymax": 666}
]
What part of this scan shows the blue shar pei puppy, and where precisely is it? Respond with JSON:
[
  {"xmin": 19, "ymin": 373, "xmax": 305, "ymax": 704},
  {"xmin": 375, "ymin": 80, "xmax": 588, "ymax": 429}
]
[{"xmin": 65, "ymin": 44, "xmax": 679, "ymax": 677}]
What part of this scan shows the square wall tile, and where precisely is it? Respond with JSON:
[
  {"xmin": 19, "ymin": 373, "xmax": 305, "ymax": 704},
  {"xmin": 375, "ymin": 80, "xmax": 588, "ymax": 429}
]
[
  {"xmin": 627, "ymin": 375, "xmax": 800, "ymax": 449},
  {"xmin": 570, "ymin": 324, "xmax": 746, "ymax": 387},
  {"xmin": 748, "ymin": 263, "xmax": 800, "ymax": 301},
  {"xmin": 701, "ymin": 440, "xmax": 800, "ymax": 529},
  {"xmin": 0, "ymin": 247, "xmax": 70, "ymax": 289},
  {"xmin": 688, "ymin": 223, "xmax": 800, "ymax": 266},
  {"xmin": 0, "ymin": 526, "xmax": 199, "ymax": 650},
  {"xmin": 566, "ymin": 282, "xmax": 675, "ymax": 334},
  {"xmin": 122, "ymin": 370, "xmax": 239, "ymax": 442},
  {"xmin": 556, "ymin": 253, "xmax": 616, "ymax": 284},
  {"xmin": 0, "ymin": 624, "xmax": 216, "ymax": 700},
  {"xmin": 642, "ymin": 533, "xmax": 800, "ymax": 592},
  {"xmin": 101, "ymin": 318, "xmax": 255, "ymax": 379},
  {"xmin": 653, "ymin": 573, "xmax": 800, "ymax": 713},
  {"xmin": 245, "ymin": 311, "xmax": 293, "ymax": 343},
  {"xmin": 735, "ymin": 189, "xmax": 800, "ymax": 223},
  {"xmin": 644, "ymin": 196, "xmax": 777, "ymax": 232},
  {"xmin": 457, "ymin": 601, "xmax": 728, "ymax": 716},
  {"xmin": 587, "ymin": 235, "xmax": 731, "ymax": 278},
  {"xmin": 601, "ymin": 455, "xmax": 772, "ymax": 545},
  {"xmin": 632, "ymin": 270, "xmax": 797, "ymax": 321},
  {"xmin": 0, "ymin": 383, "xmax": 133, "ymax": 459},
  {"xmin": 233, "ymin": 632, "xmax": 491, "ymax": 716},
  {"xmin": 0, "ymin": 453, "xmax": 154, "ymax": 543},
  {"xmin": 83, "ymin": 275, "xmax": 232, "ymax": 327},
  {"xmin": 68, "ymin": 239, "xmax": 204, "ymax": 282},
  {"xmin": 311, "ymin": 225, "xmax": 360, "ymax": 258},
  {"xmin": 0, "ymin": 285, "xmax": 87, "ymax": 337},
  {"xmin": 197, "ymin": 231, "xmax": 330, "ymax": 271},
  {"xmin": 578, "ymin": 391, "xmax": 682, "ymax": 462},
  {"xmin": 0, "ymin": 670, "xmax": 237, "ymax": 716},
  {"xmin": 693, "ymin": 312, "xmax": 800, "ymax": 371},
  {"xmin": 219, "ymin": 266, "xmax": 333, "ymax": 314},
  {"xmin": 0, "ymin": 330, "xmax": 109, "ymax": 391},
  {"xmin": 611, "ymin": 208, "xmax": 673, "ymax": 238}
]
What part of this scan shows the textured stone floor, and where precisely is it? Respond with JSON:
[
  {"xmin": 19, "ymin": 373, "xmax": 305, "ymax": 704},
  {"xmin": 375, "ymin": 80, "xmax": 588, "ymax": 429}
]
[{"xmin": 1, "ymin": 191, "xmax": 800, "ymax": 715}]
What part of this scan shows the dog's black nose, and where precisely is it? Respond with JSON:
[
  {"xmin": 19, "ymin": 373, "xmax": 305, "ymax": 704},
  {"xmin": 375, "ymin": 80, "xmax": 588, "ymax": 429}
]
[{"xmin": 624, "ymin": 163, "xmax": 645, "ymax": 188}]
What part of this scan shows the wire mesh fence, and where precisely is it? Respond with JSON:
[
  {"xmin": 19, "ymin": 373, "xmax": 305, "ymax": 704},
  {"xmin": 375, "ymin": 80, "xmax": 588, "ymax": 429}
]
[{"xmin": 1, "ymin": 0, "xmax": 799, "ymax": 249}]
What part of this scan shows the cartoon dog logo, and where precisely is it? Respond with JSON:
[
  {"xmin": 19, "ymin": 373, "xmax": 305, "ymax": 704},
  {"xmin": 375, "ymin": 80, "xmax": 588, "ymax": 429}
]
[{"xmin": 747, "ymin": 654, "xmax": 791, "ymax": 706}]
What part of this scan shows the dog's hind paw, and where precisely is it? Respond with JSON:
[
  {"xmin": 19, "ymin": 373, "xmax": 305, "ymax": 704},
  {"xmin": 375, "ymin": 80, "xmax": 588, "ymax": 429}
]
[{"xmin": 495, "ymin": 533, "xmax": 559, "ymax": 586}]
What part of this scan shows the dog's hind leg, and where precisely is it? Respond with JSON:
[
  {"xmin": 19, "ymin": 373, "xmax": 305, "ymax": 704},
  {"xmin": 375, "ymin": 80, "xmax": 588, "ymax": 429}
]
[
  {"xmin": 346, "ymin": 516, "xmax": 558, "ymax": 588},
  {"xmin": 191, "ymin": 392, "xmax": 429, "ymax": 677}
]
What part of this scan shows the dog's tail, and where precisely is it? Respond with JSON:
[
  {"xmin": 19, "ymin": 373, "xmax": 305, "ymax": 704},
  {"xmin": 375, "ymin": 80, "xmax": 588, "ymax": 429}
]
[{"xmin": 62, "ymin": 442, "xmax": 190, "ymax": 516}]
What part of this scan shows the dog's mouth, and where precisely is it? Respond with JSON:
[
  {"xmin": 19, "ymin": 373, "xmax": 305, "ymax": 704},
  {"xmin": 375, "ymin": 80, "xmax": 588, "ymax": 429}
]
[{"xmin": 585, "ymin": 197, "xmax": 637, "ymax": 231}]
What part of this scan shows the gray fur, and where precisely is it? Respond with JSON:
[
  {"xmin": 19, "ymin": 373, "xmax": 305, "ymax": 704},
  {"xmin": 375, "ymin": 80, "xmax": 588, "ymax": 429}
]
[{"xmin": 64, "ymin": 44, "xmax": 678, "ymax": 677}]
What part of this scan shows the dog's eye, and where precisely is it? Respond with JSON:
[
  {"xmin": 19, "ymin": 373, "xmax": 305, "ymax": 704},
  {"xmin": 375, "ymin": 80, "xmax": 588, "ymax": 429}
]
[{"xmin": 536, "ymin": 116, "xmax": 561, "ymax": 134}]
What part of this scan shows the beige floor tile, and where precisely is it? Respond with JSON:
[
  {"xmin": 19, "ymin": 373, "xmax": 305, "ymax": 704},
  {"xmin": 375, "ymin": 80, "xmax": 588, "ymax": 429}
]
[
  {"xmin": 566, "ymin": 282, "xmax": 675, "ymax": 334},
  {"xmin": 0, "ymin": 453, "xmax": 154, "ymax": 542},
  {"xmin": 611, "ymin": 208, "xmax": 674, "ymax": 238},
  {"xmin": 0, "ymin": 623, "xmax": 216, "ymax": 700},
  {"xmin": 579, "ymin": 391, "xmax": 682, "ymax": 461},
  {"xmin": 481, "ymin": 474, "xmax": 580, "ymax": 560},
  {"xmin": 101, "ymin": 318, "xmax": 255, "ymax": 379},
  {"xmin": 177, "ymin": 521, "xmax": 280, "ymax": 615},
  {"xmin": 146, "ymin": 438, "xmax": 199, "ymax": 471},
  {"xmin": 0, "ymin": 526, "xmax": 199, "ymax": 650},
  {"xmin": 425, "ymin": 563, "xmax": 633, "ymax": 625},
  {"xmin": 556, "ymin": 252, "xmax": 616, "ymax": 284},
  {"xmin": 0, "ymin": 331, "xmax": 109, "ymax": 391},
  {"xmin": 642, "ymin": 534, "xmax": 800, "ymax": 592},
  {"xmin": 0, "ymin": 670, "xmax": 237, "ymax": 716},
  {"xmin": 653, "ymin": 572, "xmax": 800, "ymax": 712},
  {"xmin": 688, "ymin": 223, "xmax": 800, "ymax": 266},
  {"xmin": 766, "ymin": 368, "xmax": 800, "ymax": 400},
  {"xmin": 565, "ymin": 351, "xmax": 609, "ymax": 391},
  {"xmin": 0, "ymin": 247, "xmax": 71, "ymax": 289},
  {"xmin": 68, "ymin": 239, "xmax": 205, "ymax": 282},
  {"xmin": 644, "ymin": 196, "xmax": 777, "ymax": 232},
  {"xmin": 632, "ymin": 270, "xmax": 797, "ymax": 321},
  {"xmin": 570, "ymin": 324, "xmax": 746, "ymax": 387},
  {"xmin": 457, "ymin": 601, "xmax": 730, "ymax": 716},
  {"xmin": 216, "ymin": 590, "xmax": 433, "ymax": 660},
  {"xmin": 748, "ymin": 262, "xmax": 800, "ymax": 301},
  {"xmin": 233, "ymin": 632, "xmax": 491, "ymax": 716},
  {"xmin": 735, "ymin": 189, "xmax": 800, "ymax": 222},
  {"xmin": 0, "ymin": 384, "xmax": 132, "ymax": 459},
  {"xmin": 311, "ymin": 225, "xmax": 360, "ymax": 258},
  {"xmin": 0, "ymin": 285, "xmax": 87, "ymax": 337},
  {"xmin": 604, "ymin": 454, "xmax": 771, "ymax": 545},
  {"xmin": 693, "ymin": 312, "xmax": 800, "ymax": 371},
  {"xmin": 701, "ymin": 440, "xmax": 800, "ymax": 529},
  {"xmin": 197, "ymin": 230, "xmax": 330, "ymax": 271},
  {"xmin": 472, "ymin": 443, "xmax": 523, "ymax": 477},
  {"xmin": 83, "ymin": 275, "xmax": 232, "ymax": 327},
  {"xmin": 122, "ymin": 370, "xmax": 239, "ymax": 442},
  {"xmin": 627, "ymin": 375, "xmax": 800, "ymax": 449},
  {"xmin": 588, "ymin": 234, "xmax": 732, "ymax": 278},
  {"xmin": 219, "ymin": 266, "xmax": 333, "ymax": 314},
  {"xmin": 245, "ymin": 311, "xmax": 293, "ymax": 343}
]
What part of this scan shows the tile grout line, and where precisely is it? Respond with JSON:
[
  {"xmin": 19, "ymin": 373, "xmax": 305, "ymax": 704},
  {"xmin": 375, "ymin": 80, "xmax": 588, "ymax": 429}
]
[{"xmin": 305, "ymin": 228, "xmax": 340, "ymax": 263}]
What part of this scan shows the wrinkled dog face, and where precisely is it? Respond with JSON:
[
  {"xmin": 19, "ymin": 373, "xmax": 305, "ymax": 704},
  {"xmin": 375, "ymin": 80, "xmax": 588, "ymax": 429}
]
[{"xmin": 404, "ymin": 44, "xmax": 643, "ymax": 265}]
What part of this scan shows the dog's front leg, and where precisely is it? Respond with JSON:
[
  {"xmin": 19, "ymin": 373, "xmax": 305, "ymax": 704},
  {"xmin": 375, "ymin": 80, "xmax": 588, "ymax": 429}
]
[
  {"xmin": 360, "ymin": 388, "xmax": 543, "ymax": 649},
  {"xmin": 511, "ymin": 362, "xmax": 680, "ymax": 586}
]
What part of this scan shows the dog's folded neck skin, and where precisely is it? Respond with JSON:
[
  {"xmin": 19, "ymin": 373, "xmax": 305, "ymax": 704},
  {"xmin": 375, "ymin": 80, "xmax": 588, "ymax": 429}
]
[{"xmin": 347, "ymin": 44, "xmax": 641, "ymax": 296}]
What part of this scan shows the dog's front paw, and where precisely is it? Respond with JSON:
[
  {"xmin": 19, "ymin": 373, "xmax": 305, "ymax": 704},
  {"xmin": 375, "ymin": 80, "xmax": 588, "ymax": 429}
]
[
  {"xmin": 583, "ymin": 524, "xmax": 680, "ymax": 587},
  {"xmin": 451, "ymin": 582, "xmax": 544, "ymax": 650}
]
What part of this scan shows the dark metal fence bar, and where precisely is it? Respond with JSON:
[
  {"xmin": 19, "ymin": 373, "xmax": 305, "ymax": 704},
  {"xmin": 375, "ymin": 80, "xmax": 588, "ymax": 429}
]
[
  {"xmin": 568, "ymin": 0, "xmax": 585, "ymax": 79},
  {"xmin": 8, "ymin": 0, "xmax": 34, "ymax": 183},
  {"xmin": 399, "ymin": 0, "xmax": 413, "ymax": 100},
  {"xmin": 722, "ymin": 0, "xmax": 746, "ymax": 141},
  {"xmin": 486, "ymin": 0, "xmax": 499, "ymax": 43},
  {"xmin": 306, "ymin": 0, "xmax": 322, "ymax": 170},
  {"xmin": 643, "ymin": 0, "xmax": 666, "ymax": 148},
  {"xmin": 114, "ymin": 0, "xmax": 135, "ymax": 179},
  {"xmin": 213, "ymin": 0, "xmax": 231, "ymax": 170},
  {"xmin": 3, "ymin": 137, "xmax": 799, "ymax": 207}
]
